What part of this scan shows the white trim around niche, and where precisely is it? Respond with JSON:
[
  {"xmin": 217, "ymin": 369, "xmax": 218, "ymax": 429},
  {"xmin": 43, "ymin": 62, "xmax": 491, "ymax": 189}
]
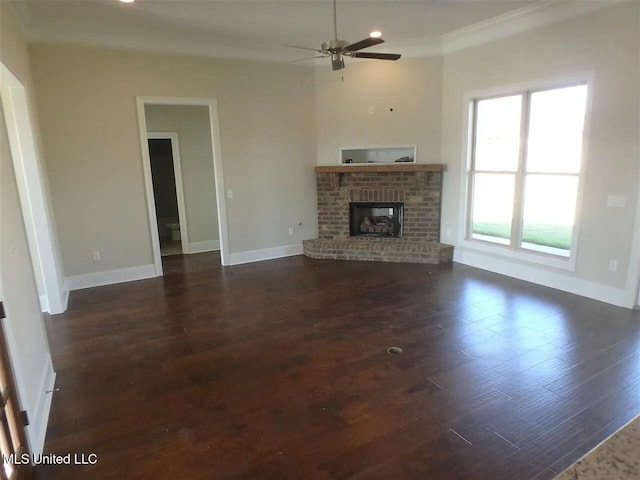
[{"xmin": 339, "ymin": 144, "xmax": 417, "ymax": 165}]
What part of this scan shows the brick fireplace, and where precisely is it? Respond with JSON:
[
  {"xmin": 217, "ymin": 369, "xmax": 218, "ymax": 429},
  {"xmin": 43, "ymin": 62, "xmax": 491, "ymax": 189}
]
[{"xmin": 303, "ymin": 164, "xmax": 453, "ymax": 264}]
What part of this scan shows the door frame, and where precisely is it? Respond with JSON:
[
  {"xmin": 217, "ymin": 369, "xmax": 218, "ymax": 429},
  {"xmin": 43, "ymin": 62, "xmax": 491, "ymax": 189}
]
[
  {"xmin": 0, "ymin": 63, "xmax": 67, "ymax": 314},
  {"xmin": 136, "ymin": 97, "xmax": 230, "ymax": 273},
  {"xmin": 147, "ymin": 132, "xmax": 190, "ymax": 254}
]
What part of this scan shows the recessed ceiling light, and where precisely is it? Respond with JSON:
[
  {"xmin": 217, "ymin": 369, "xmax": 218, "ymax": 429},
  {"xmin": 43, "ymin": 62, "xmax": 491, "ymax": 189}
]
[
  {"xmin": 369, "ymin": 31, "xmax": 382, "ymax": 38},
  {"xmin": 119, "ymin": 0, "xmax": 135, "ymax": 3}
]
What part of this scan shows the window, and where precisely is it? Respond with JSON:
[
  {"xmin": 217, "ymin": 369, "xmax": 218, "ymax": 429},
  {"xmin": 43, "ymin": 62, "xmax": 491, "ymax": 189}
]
[{"xmin": 467, "ymin": 84, "xmax": 588, "ymax": 259}]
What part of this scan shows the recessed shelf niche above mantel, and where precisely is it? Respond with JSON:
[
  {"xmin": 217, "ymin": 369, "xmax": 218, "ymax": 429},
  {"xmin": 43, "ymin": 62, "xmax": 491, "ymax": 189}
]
[{"xmin": 340, "ymin": 145, "xmax": 416, "ymax": 165}]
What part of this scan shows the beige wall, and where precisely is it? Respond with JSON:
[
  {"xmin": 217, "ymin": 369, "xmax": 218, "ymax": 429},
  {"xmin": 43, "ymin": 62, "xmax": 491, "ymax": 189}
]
[
  {"xmin": 440, "ymin": 2, "xmax": 639, "ymax": 293},
  {"xmin": 315, "ymin": 57, "xmax": 442, "ymax": 165},
  {"xmin": 145, "ymin": 105, "xmax": 219, "ymax": 244},
  {"xmin": 0, "ymin": 5, "xmax": 65, "ymax": 297},
  {"xmin": 29, "ymin": 44, "xmax": 317, "ymax": 276}
]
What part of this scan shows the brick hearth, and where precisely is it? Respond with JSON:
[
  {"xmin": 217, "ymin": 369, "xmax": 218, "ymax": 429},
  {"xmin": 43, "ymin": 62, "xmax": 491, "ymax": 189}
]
[
  {"xmin": 304, "ymin": 238, "xmax": 453, "ymax": 263},
  {"xmin": 303, "ymin": 166, "xmax": 453, "ymax": 264}
]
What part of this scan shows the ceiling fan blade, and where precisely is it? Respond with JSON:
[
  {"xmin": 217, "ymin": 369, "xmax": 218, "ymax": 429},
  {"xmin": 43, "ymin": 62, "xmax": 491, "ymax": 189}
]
[
  {"xmin": 288, "ymin": 56, "xmax": 326, "ymax": 64},
  {"xmin": 344, "ymin": 37, "xmax": 384, "ymax": 52},
  {"xmin": 350, "ymin": 52, "xmax": 401, "ymax": 60},
  {"xmin": 285, "ymin": 45, "xmax": 323, "ymax": 53}
]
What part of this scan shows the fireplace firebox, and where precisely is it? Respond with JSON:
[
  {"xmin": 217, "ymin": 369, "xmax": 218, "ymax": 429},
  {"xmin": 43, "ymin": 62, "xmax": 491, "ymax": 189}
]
[{"xmin": 349, "ymin": 202, "xmax": 403, "ymax": 238}]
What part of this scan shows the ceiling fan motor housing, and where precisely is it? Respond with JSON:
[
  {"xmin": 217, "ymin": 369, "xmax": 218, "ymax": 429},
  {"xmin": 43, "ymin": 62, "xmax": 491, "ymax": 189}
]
[{"xmin": 321, "ymin": 39, "xmax": 349, "ymax": 54}]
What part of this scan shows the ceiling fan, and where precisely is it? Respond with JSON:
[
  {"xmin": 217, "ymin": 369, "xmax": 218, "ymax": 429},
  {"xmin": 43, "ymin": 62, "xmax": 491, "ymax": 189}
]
[{"xmin": 288, "ymin": 0, "xmax": 401, "ymax": 71}]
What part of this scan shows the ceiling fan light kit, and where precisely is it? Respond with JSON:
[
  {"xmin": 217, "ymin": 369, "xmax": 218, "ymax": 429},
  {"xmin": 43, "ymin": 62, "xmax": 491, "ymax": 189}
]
[
  {"xmin": 290, "ymin": 0, "xmax": 401, "ymax": 71},
  {"xmin": 331, "ymin": 54, "xmax": 345, "ymax": 71}
]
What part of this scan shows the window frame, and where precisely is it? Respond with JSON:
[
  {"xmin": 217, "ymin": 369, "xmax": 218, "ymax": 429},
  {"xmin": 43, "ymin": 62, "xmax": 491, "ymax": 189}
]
[{"xmin": 459, "ymin": 75, "xmax": 593, "ymax": 271}]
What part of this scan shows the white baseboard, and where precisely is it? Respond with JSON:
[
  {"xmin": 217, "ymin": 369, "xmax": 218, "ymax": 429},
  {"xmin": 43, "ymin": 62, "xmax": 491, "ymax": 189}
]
[
  {"xmin": 66, "ymin": 264, "xmax": 157, "ymax": 291},
  {"xmin": 454, "ymin": 247, "xmax": 633, "ymax": 308},
  {"xmin": 229, "ymin": 243, "xmax": 303, "ymax": 266},
  {"xmin": 39, "ymin": 295, "xmax": 49, "ymax": 313},
  {"xmin": 27, "ymin": 359, "xmax": 55, "ymax": 456},
  {"xmin": 39, "ymin": 284, "xmax": 69, "ymax": 314},
  {"xmin": 188, "ymin": 239, "xmax": 220, "ymax": 254}
]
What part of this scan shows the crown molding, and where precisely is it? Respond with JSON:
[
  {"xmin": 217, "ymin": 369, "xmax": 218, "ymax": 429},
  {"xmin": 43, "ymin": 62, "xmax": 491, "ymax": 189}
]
[
  {"xmin": 24, "ymin": 18, "xmax": 443, "ymax": 66},
  {"xmin": 3, "ymin": 1, "xmax": 31, "ymax": 37},
  {"xmin": 442, "ymin": 0, "xmax": 625, "ymax": 54},
  {"xmin": 381, "ymin": 35, "xmax": 443, "ymax": 58},
  {"xmin": 13, "ymin": 1, "xmax": 627, "ymax": 63},
  {"xmin": 24, "ymin": 21, "xmax": 292, "ymax": 64}
]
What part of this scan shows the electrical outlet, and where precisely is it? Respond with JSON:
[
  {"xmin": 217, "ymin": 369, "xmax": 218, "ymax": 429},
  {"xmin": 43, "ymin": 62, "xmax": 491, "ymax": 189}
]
[
  {"xmin": 227, "ymin": 189, "xmax": 233, "ymax": 199},
  {"xmin": 91, "ymin": 251, "xmax": 101, "ymax": 261},
  {"xmin": 368, "ymin": 105, "xmax": 375, "ymax": 115},
  {"xmin": 608, "ymin": 260, "xmax": 618, "ymax": 272},
  {"xmin": 288, "ymin": 227, "xmax": 295, "ymax": 236}
]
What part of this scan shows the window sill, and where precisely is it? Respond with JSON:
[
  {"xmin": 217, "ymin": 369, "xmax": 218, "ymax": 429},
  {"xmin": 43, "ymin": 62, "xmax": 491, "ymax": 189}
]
[{"xmin": 457, "ymin": 238, "xmax": 577, "ymax": 272}]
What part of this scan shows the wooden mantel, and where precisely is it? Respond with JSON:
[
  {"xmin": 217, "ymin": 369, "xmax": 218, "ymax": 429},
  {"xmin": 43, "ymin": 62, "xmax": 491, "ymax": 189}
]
[{"xmin": 314, "ymin": 164, "xmax": 444, "ymax": 173}]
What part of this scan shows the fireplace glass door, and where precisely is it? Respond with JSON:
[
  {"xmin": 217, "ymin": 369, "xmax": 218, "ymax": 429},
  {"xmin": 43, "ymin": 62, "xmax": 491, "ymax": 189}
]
[{"xmin": 349, "ymin": 202, "xmax": 403, "ymax": 238}]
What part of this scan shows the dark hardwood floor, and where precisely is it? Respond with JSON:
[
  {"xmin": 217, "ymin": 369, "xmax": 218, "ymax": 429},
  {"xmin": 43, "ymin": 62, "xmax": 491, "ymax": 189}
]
[{"xmin": 36, "ymin": 253, "xmax": 640, "ymax": 479}]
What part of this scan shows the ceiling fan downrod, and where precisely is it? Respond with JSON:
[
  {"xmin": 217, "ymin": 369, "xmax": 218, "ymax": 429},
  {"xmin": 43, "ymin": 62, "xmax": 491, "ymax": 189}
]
[{"xmin": 333, "ymin": 0, "xmax": 338, "ymax": 41}]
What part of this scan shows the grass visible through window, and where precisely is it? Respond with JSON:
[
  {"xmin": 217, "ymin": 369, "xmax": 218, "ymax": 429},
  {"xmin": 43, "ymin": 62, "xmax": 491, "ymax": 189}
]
[{"xmin": 472, "ymin": 222, "xmax": 571, "ymax": 250}]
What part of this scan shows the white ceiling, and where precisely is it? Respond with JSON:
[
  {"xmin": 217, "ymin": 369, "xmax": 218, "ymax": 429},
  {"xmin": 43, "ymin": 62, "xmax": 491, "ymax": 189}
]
[{"xmin": 9, "ymin": 0, "xmax": 615, "ymax": 62}]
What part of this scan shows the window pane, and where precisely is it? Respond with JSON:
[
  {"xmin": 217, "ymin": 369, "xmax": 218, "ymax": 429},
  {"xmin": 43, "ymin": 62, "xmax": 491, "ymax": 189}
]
[
  {"xmin": 471, "ymin": 173, "xmax": 515, "ymax": 245},
  {"xmin": 521, "ymin": 175, "xmax": 578, "ymax": 257},
  {"xmin": 474, "ymin": 95, "xmax": 522, "ymax": 171},
  {"xmin": 526, "ymin": 85, "xmax": 587, "ymax": 173}
]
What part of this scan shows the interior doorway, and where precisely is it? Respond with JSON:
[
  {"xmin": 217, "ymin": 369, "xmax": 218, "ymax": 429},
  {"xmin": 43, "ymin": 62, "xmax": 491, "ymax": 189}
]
[
  {"xmin": 136, "ymin": 97, "xmax": 230, "ymax": 274},
  {"xmin": 147, "ymin": 133, "xmax": 188, "ymax": 257}
]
